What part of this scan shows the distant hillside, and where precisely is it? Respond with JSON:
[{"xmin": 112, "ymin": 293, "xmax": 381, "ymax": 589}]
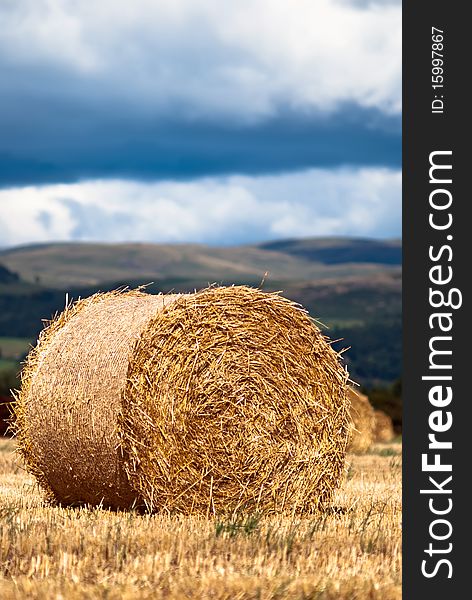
[
  {"xmin": 0, "ymin": 237, "xmax": 401, "ymax": 388},
  {"xmin": 259, "ymin": 237, "xmax": 401, "ymax": 265},
  {"xmin": 0, "ymin": 238, "xmax": 401, "ymax": 289},
  {"xmin": 0, "ymin": 264, "xmax": 19, "ymax": 284}
]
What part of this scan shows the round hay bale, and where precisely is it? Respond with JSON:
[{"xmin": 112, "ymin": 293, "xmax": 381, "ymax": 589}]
[
  {"xmin": 15, "ymin": 286, "xmax": 350, "ymax": 515},
  {"xmin": 374, "ymin": 409, "xmax": 395, "ymax": 442},
  {"xmin": 347, "ymin": 388, "xmax": 375, "ymax": 454}
]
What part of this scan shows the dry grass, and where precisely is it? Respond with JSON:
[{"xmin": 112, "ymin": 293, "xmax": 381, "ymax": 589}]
[{"xmin": 0, "ymin": 438, "xmax": 401, "ymax": 599}]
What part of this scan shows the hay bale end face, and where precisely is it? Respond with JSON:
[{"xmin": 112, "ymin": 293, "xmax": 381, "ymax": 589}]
[
  {"xmin": 374, "ymin": 410, "xmax": 395, "ymax": 443},
  {"xmin": 347, "ymin": 388, "xmax": 375, "ymax": 454},
  {"xmin": 14, "ymin": 290, "xmax": 180, "ymax": 509},
  {"xmin": 15, "ymin": 286, "xmax": 350, "ymax": 515}
]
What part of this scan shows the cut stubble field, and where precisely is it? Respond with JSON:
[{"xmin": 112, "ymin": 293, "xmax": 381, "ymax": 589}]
[{"xmin": 0, "ymin": 438, "xmax": 401, "ymax": 600}]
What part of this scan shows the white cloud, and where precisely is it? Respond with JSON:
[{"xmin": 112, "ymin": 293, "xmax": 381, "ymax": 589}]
[
  {"xmin": 0, "ymin": 167, "xmax": 401, "ymax": 247},
  {"xmin": 0, "ymin": 0, "xmax": 401, "ymax": 120}
]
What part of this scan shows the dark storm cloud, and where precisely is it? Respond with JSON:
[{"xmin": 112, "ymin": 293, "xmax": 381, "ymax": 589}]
[
  {"xmin": 0, "ymin": 97, "xmax": 400, "ymax": 187},
  {"xmin": 0, "ymin": 0, "xmax": 401, "ymax": 187}
]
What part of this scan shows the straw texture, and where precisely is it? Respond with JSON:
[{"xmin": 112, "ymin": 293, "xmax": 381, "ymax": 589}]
[
  {"xmin": 374, "ymin": 410, "xmax": 395, "ymax": 443},
  {"xmin": 14, "ymin": 290, "xmax": 182, "ymax": 508},
  {"xmin": 347, "ymin": 388, "xmax": 375, "ymax": 454},
  {"xmin": 15, "ymin": 286, "xmax": 350, "ymax": 514}
]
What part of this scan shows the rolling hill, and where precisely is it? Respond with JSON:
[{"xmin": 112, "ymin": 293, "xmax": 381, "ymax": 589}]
[
  {"xmin": 0, "ymin": 237, "xmax": 401, "ymax": 388},
  {"xmin": 0, "ymin": 238, "xmax": 401, "ymax": 289}
]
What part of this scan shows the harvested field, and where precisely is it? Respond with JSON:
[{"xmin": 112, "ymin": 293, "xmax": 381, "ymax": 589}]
[{"xmin": 0, "ymin": 438, "xmax": 401, "ymax": 599}]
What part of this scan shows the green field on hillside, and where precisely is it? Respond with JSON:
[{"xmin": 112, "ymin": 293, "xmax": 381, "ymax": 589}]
[
  {"xmin": 0, "ymin": 337, "xmax": 32, "ymax": 360},
  {"xmin": 0, "ymin": 359, "xmax": 18, "ymax": 372}
]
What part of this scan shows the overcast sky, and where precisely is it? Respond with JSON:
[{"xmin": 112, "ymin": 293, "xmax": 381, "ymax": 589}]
[{"xmin": 0, "ymin": 0, "xmax": 401, "ymax": 247}]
